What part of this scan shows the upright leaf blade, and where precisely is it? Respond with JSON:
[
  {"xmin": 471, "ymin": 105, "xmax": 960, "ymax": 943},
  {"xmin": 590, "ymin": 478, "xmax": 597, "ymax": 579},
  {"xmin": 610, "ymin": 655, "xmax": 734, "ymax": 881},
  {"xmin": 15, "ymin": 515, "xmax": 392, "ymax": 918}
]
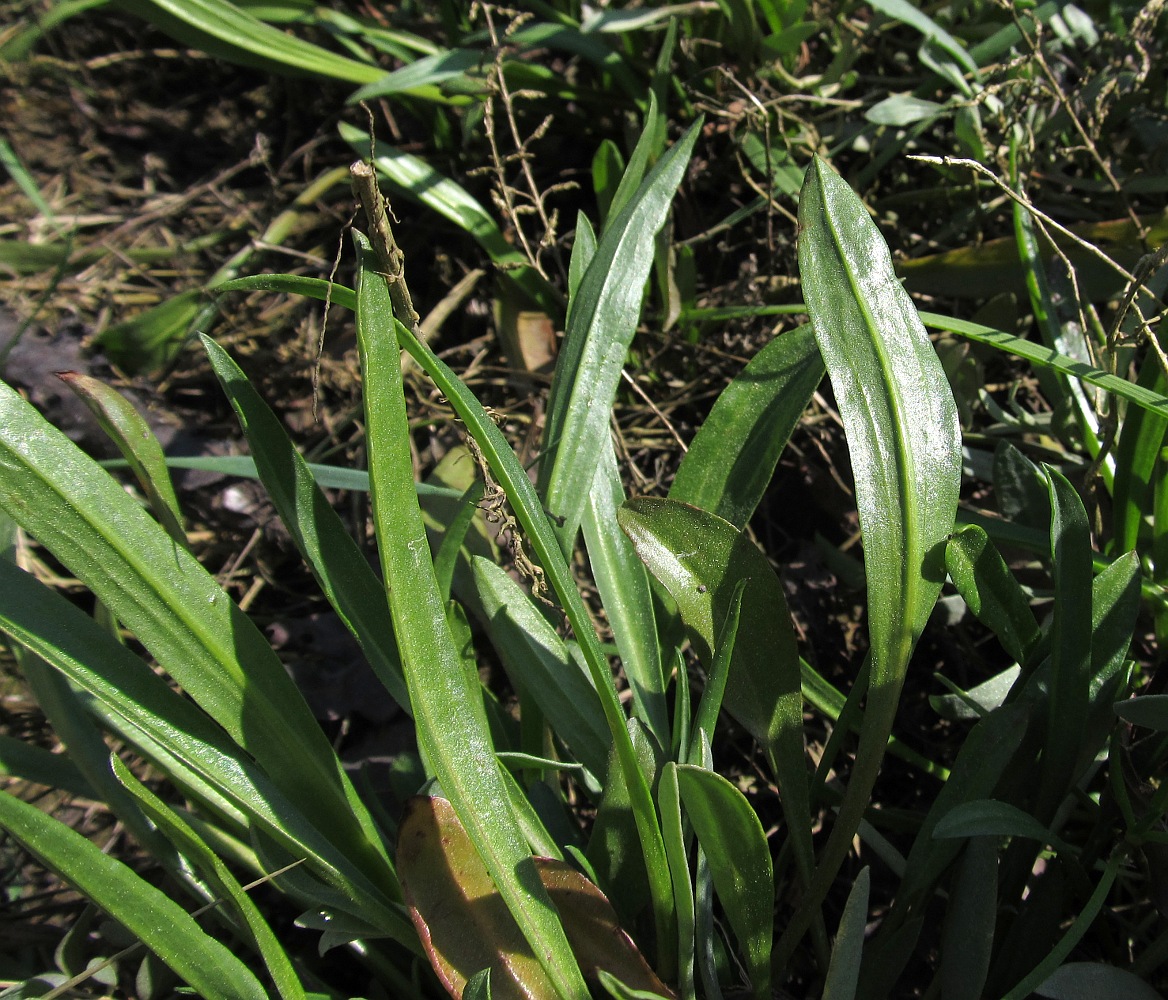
[
  {"xmin": 539, "ymin": 119, "xmax": 702, "ymax": 548},
  {"xmin": 780, "ymin": 156, "xmax": 961, "ymax": 962},
  {"xmin": 353, "ymin": 232, "xmax": 588, "ymax": 1000}
]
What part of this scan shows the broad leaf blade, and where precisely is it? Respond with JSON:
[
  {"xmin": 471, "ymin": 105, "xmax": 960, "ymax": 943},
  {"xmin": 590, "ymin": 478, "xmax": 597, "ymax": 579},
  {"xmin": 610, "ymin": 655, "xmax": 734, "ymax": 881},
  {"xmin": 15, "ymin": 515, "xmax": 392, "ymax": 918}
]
[
  {"xmin": 670, "ymin": 325, "xmax": 824, "ymax": 529},
  {"xmin": 784, "ymin": 156, "xmax": 961, "ymax": 958}
]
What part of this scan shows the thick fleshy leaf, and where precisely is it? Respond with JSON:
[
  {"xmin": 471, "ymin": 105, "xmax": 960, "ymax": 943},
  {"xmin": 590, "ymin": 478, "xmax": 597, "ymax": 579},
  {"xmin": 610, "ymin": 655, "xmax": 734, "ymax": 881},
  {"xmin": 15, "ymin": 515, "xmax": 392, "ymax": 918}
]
[
  {"xmin": 0, "ymin": 790, "xmax": 268, "ymax": 1000},
  {"xmin": 670, "ymin": 325, "xmax": 824, "ymax": 529},
  {"xmin": 780, "ymin": 156, "xmax": 960, "ymax": 959},
  {"xmin": 397, "ymin": 796, "xmax": 673, "ymax": 1000},
  {"xmin": 539, "ymin": 118, "xmax": 702, "ymax": 548},
  {"xmin": 675, "ymin": 765, "xmax": 773, "ymax": 1000},
  {"xmin": 354, "ymin": 234, "xmax": 587, "ymax": 1000}
]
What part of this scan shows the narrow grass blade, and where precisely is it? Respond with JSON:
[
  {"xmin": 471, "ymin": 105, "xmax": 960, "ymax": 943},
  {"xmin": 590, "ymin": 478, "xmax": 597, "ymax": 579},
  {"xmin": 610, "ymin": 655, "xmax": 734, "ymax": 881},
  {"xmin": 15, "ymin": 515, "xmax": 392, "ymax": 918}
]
[
  {"xmin": 0, "ymin": 790, "xmax": 269, "ymax": 1000},
  {"xmin": 659, "ymin": 764, "xmax": 695, "ymax": 1000},
  {"xmin": 689, "ymin": 580, "xmax": 744, "ymax": 763},
  {"xmin": 783, "ymin": 156, "xmax": 961, "ymax": 962},
  {"xmin": 0, "ymin": 381, "xmax": 396, "ymax": 896},
  {"xmin": 1111, "ymin": 361, "xmax": 1168, "ymax": 553},
  {"xmin": 353, "ymin": 232, "xmax": 588, "ymax": 1000},
  {"xmin": 113, "ymin": 0, "xmax": 382, "ymax": 82},
  {"xmin": 821, "ymin": 868, "xmax": 870, "ymax": 1000},
  {"xmin": 389, "ymin": 300, "xmax": 676, "ymax": 974},
  {"xmin": 111, "ymin": 756, "xmax": 307, "ymax": 1000},
  {"xmin": 676, "ymin": 764, "xmax": 773, "ymax": 1000},
  {"xmin": 670, "ymin": 325, "xmax": 824, "ymax": 529},
  {"xmin": 201, "ymin": 335, "xmax": 410, "ymax": 715},
  {"xmin": 539, "ymin": 119, "xmax": 702, "ymax": 548},
  {"xmin": 939, "ymin": 839, "xmax": 997, "ymax": 1000},
  {"xmin": 474, "ymin": 556, "xmax": 610, "ymax": 782},
  {"xmin": 0, "ymin": 560, "xmax": 413, "ymax": 937},
  {"xmin": 1039, "ymin": 466, "xmax": 1093, "ymax": 819},
  {"xmin": 582, "ymin": 440, "xmax": 669, "ymax": 745},
  {"xmin": 338, "ymin": 124, "xmax": 562, "ymax": 318},
  {"xmin": 999, "ymin": 850, "xmax": 1124, "ymax": 1000},
  {"xmin": 55, "ymin": 371, "xmax": 186, "ymax": 546},
  {"xmin": 920, "ymin": 312, "xmax": 1168, "ymax": 420}
]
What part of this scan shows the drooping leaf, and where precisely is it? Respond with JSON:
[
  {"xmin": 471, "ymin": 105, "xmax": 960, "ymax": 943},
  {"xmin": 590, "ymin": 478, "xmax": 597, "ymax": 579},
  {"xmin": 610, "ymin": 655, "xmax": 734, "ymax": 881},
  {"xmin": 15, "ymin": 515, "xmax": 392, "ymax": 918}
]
[{"xmin": 397, "ymin": 796, "xmax": 674, "ymax": 1000}]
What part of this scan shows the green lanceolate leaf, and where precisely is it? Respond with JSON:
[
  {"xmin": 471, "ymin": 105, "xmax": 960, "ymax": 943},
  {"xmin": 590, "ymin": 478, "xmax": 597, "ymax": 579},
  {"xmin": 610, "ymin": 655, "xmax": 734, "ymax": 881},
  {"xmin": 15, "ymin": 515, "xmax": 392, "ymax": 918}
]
[
  {"xmin": 582, "ymin": 439, "xmax": 669, "ymax": 745},
  {"xmin": 0, "ymin": 379, "xmax": 398, "ymax": 902},
  {"xmin": 616, "ymin": 498, "xmax": 813, "ymax": 903},
  {"xmin": 675, "ymin": 765, "xmax": 773, "ymax": 1000},
  {"xmin": 670, "ymin": 325, "xmax": 824, "ymax": 529},
  {"xmin": 821, "ymin": 868, "xmax": 870, "ymax": 1000},
  {"xmin": 353, "ymin": 232, "xmax": 588, "ymax": 1000},
  {"xmin": 1039, "ymin": 465, "xmax": 1093, "ymax": 820},
  {"xmin": 539, "ymin": 118, "xmax": 702, "ymax": 549},
  {"xmin": 112, "ymin": 0, "xmax": 383, "ymax": 82},
  {"xmin": 201, "ymin": 334, "xmax": 410, "ymax": 716},
  {"xmin": 945, "ymin": 525, "xmax": 1041, "ymax": 667},
  {"xmin": 55, "ymin": 370, "xmax": 186, "ymax": 547},
  {"xmin": 782, "ymin": 156, "xmax": 961, "ymax": 962},
  {"xmin": 0, "ymin": 790, "xmax": 269, "ymax": 1000}
]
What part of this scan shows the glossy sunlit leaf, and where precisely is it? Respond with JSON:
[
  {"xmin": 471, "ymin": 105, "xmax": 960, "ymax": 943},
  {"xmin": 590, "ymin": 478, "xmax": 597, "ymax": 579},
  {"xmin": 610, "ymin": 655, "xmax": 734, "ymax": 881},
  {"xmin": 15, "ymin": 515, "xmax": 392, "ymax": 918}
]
[
  {"xmin": 111, "ymin": 756, "xmax": 307, "ymax": 1000},
  {"xmin": 0, "ymin": 379, "xmax": 396, "ymax": 897},
  {"xmin": 112, "ymin": 0, "xmax": 382, "ymax": 82},
  {"xmin": 617, "ymin": 498, "xmax": 813, "ymax": 897},
  {"xmin": 540, "ymin": 118, "xmax": 701, "ymax": 548},
  {"xmin": 780, "ymin": 156, "xmax": 962, "ymax": 961},
  {"xmin": 387, "ymin": 297, "xmax": 675, "ymax": 971},
  {"xmin": 0, "ymin": 790, "xmax": 268, "ymax": 1000},
  {"xmin": 397, "ymin": 796, "xmax": 673, "ymax": 1000},
  {"xmin": 582, "ymin": 440, "xmax": 668, "ymax": 745},
  {"xmin": 202, "ymin": 335, "xmax": 409, "ymax": 715},
  {"xmin": 0, "ymin": 559, "xmax": 412, "ymax": 937},
  {"xmin": 676, "ymin": 765, "xmax": 773, "ymax": 1000},
  {"xmin": 670, "ymin": 325, "xmax": 824, "ymax": 529},
  {"xmin": 56, "ymin": 371, "xmax": 186, "ymax": 546},
  {"xmin": 353, "ymin": 233, "xmax": 587, "ymax": 1000},
  {"xmin": 945, "ymin": 525, "xmax": 1040, "ymax": 667},
  {"xmin": 474, "ymin": 556, "xmax": 610, "ymax": 781}
]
